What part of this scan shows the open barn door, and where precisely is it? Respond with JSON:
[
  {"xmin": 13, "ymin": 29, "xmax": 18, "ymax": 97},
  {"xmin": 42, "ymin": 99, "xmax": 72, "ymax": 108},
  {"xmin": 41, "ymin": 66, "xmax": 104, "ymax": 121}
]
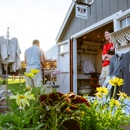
[{"xmin": 57, "ymin": 40, "xmax": 71, "ymax": 94}]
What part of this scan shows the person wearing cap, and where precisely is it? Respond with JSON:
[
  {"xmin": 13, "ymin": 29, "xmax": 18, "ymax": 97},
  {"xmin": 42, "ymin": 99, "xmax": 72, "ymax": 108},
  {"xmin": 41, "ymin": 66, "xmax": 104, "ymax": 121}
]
[{"xmin": 24, "ymin": 39, "xmax": 45, "ymax": 87}]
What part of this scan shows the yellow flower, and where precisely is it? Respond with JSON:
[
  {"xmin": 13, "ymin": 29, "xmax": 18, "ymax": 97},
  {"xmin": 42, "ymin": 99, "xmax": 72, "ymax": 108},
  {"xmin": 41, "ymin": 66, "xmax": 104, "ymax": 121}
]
[
  {"xmin": 10, "ymin": 92, "xmax": 35, "ymax": 109},
  {"xmin": 127, "ymin": 97, "xmax": 130, "ymax": 100},
  {"xmin": 30, "ymin": 69, "xmax": 39, "ymax": 75},
  {"xmin": 117, "ymin": 91, "xmax": 128, "ymax": 99},
  {"xmin": 95, "ymin": 92, "xmax": 103, "ymax": 98},
  {"xmin": 109, "ymin": 77, "xmax": 124, "ymax": 87},
  {"xmin": 96, "ymin": 87, "xmax": 109, "ymax": 95},
  {"xmin": 82, "ymin": 111, "xmax": 85, "ymax": 114},
  {"xmin": 24, "ymin": 86, "xmax": 32, "ymax": 92},
  {"xmin": 118, "ymin": 79, "xmax": 124, "ymax": 86},
  {"xmin": 24, "ymin": 72, "xmax": 34, "ymax": 78},
  {"xmin": 110, "ymin": 99, "xmax": 120, "ymax": 107}
]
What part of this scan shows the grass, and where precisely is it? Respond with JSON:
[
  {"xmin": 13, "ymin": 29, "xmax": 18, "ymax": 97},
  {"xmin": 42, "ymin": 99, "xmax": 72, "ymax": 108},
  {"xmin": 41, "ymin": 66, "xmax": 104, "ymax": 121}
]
[{"xmin": 7, "ymin": 79, "xmax": 26, "ymax": 93}]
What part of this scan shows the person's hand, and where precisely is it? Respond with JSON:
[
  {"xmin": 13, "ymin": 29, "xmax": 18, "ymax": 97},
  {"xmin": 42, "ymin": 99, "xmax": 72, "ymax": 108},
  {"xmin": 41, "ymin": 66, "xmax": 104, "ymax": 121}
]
[
  {"xmin": 105, "ymin": 54, "xmax": 109, "ymax": 57},
  {"xmin": 110, "ymin": 46, "xmax": 115, "ymax": 50},
  {"xmin": 105, "ymin": 54, "xmax": 114, "ymax": 61},
  {"xmin": 103, "ymin": 54, "xmax": 108, "ymax": 60}
]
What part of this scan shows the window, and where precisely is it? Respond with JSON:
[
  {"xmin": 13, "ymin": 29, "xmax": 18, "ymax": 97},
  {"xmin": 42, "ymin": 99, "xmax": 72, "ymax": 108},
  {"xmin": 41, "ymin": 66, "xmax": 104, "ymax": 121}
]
[
  {"xmin": 114, "ymin": 9, "xmax": 130, "ymax": 31},
  {"xmin": 120, "ymin": 16, "xmax": 130, "ymax": 29},
  {"xmin": 121, "ymin": 19, "xmax": 126, "ymax": 28},
  {"xmin": 127, "ymin": 16, "xmax": 130, "ymax": 25},
  {"xmin": 59, "ymin": 43, "xmax": 68, "ymax": 53}
]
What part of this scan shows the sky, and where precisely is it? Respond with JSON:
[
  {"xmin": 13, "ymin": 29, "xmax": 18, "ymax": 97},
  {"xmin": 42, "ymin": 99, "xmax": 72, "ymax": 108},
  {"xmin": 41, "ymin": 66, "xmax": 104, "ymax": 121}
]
[{"xmin": 0, "ymin": 0, "xmax": 72, "ymax": 60}]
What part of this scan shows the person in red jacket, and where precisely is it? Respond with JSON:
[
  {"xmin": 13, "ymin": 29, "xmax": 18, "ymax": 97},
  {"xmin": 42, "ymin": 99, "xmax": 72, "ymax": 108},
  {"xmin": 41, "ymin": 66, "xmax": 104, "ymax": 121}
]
[{"xmin": 99, "ymin": 29, "xmax": 115, "ymax": 85}]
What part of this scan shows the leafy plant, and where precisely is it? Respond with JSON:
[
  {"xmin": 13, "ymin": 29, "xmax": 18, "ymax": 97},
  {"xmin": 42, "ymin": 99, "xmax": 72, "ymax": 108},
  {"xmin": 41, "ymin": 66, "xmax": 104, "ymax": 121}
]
[
  {"xmin": 35, "ymin": 91, "xmax": 89, "ymax": 130},
  {"xmin": 0, "ymin": 104, "xmax": 43, "ymax": 129},
  {"xmin": 80, "ymin": 77, "xmax": 130, "ymax": 130},
  {"xmin": 0, "ymin": 71, "xmax": 130, "ymax": 130},
  {"xmin": 0, "ymin": 79, "xmax": 6, "ymax": 85}
]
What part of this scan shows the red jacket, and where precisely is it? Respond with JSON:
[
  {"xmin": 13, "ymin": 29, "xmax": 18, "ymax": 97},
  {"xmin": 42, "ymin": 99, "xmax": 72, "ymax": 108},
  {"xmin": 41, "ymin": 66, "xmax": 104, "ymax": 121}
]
[{"xmin": 102, "ymin": 43, "xmax": 114, "ymax": 67}]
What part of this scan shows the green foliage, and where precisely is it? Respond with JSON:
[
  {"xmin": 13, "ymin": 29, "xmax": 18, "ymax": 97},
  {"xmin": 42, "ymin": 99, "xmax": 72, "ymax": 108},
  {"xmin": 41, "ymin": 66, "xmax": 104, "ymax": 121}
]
[
  {"xmin": 0, "ymin": 74, "xmax": 130, "ymax": 130},
  {"xmin": 0, "ymin": 107, "xmax": 43, "ymax": 129},
  {"xmin": 34, "ymin": 91, "xmax": 89, "ymax": 130},
  {"xmin": 79, "ymin": 95, "xmax": 130, "ymax": 130},
  {"xmin": 7, "ymin": 79, "xmax": 25, "ymax": 93},
  {"xmin": 0, "ymin": 94, "xmax": 43, "ymax": 130},
  {"xmin": 0, "ymin": 79, "xmax": 6, "ymax": 85},
  {"xmin": 0, "ymin": 86, "xmax": 130, "ymax": 130}
]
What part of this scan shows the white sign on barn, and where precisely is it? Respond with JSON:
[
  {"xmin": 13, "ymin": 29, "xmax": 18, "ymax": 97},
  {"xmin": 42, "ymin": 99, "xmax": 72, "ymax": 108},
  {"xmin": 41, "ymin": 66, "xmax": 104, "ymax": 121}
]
[{"xmin": 76, "ymin": 4, "xmax": 88, "ymax": 19}]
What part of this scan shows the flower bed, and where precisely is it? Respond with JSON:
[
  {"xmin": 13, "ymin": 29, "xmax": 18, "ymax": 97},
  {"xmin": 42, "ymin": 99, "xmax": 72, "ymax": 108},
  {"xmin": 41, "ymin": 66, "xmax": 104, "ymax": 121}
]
[{"xmin": 0, "ymin": 70, "xmax": 130, "ymax": 130}]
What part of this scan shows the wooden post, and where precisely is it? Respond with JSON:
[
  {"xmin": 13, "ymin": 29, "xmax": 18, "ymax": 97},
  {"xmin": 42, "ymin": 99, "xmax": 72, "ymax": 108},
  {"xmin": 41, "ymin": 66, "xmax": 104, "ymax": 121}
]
[{"xmin": 70, "ymin": 39, "xmax": 73, "ymax": 92}]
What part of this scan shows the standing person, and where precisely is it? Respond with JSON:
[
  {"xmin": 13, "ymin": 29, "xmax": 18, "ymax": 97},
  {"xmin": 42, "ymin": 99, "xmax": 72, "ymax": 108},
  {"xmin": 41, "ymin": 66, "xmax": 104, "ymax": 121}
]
[
  {"xmin": 99, "ymin": 29, "xmax": 115, "ymax": 86},
  {"xmin": 24, "ymin": 39, "xmax": 45, "ymax": 87}
]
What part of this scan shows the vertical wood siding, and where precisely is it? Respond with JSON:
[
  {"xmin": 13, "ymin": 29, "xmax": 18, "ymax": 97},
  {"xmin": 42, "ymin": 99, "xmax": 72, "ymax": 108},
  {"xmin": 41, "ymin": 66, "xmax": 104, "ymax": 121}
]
[
  {"xmin": 102, "ymin": 0, "xmax": 110, "ymax": 18},
  {"xmin": 118, "ymin": 0, "xmax": 128, "ymax": 11},
  {"xmin": 128, "ymin": 0, "xmax": 130, "ymax": 8},
  {"xmin": 109, "ymin": 0, "xmax": 118, "ymax": 15},
  {"xmin": 59, "ymin": 0, "xmax": 130, "ymax": 42},
  {"xmin": 95, "ymin": 0, "xmax": 103, "ymax": 21},
  {"xmin": 90, "ymin": 0, "xmax": 96, "ymax": 25}
]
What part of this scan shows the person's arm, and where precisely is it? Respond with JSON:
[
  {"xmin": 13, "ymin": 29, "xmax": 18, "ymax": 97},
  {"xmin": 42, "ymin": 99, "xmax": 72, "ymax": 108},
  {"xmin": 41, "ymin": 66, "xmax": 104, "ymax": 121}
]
[
  {"xmin": 102, "ymin": 54, "xmax": 107, "ymax": 60},
  {"xmin": 102, "ymin": 44, "xmax": 107, "ymax": 61},
  {"xmin": 40, "ymin": 48, "xmax": 45, "ymax": 65},
  {"xmin": 105, "ymin": 54, "xmax": 114, "ymax": 61},
  {"xmin": 40, "ymin": 52, "xmax": 45, "ymax": 65}
]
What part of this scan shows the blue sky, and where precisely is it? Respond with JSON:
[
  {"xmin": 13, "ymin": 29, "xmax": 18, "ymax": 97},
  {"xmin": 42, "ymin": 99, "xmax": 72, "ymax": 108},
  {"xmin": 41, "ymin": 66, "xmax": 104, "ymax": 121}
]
[{"xmin": 0, "ymin": 0, "xmax": 72, "ymax": 60}]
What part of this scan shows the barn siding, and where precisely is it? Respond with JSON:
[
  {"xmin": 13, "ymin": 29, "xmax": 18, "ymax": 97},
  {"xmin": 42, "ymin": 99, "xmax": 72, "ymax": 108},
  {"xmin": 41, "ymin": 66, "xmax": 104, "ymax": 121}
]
[
  {"xmin": 128, "ymin": 0, "xmax": 130, "ymax": 8},
  {"xmin": 90, "ymin": 0, "xmax": 96, "ymax": 25},
  {"xmin": 59, "ymin": 0, "xmax": 129, "ymax": 42},
  {"xmin": 95, "ymin": 0, "xmax": 103, "ymax": 22},
  {"xmin": 118, "ymin": 0, "xmax": 128, "ymax": 11},
  {"xmin": 102, "ymin": 0, "xmax": 110, "ymax": 19},
  {"xmin": 109, "ymin": 0, "xmax": 118, "ymax": 15}
]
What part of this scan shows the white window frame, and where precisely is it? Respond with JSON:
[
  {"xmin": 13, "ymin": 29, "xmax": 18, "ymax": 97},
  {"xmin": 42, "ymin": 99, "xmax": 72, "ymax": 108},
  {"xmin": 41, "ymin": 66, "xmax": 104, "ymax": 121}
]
[
  {"xmin": 114, "ymin": 8, "xmax": 130, "ymax": 31},
  {"xmin": 57, "ymin": 39, "xmax": 69, "ymax": 56}
]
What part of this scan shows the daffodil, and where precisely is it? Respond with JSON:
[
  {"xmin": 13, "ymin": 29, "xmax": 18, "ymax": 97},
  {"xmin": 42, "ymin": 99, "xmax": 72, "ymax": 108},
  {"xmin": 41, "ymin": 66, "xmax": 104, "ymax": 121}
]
[
  {"xmin": 24, "ymin": 72, "xmax": 34, "ymax": 78},
  {"xmin": 24, "ymin": 86, "xmax": 32, "ymax": 92},
  {"xmin": 10, "ymin": 92, "xmax": 35, "ymax": 109},
  {"xmin": 30, "ymin": 69, "xmax": 39, "ymax": 75},
  {"xmin": 96, "ymin": 87, "xmax": 109, "ymax": 95},
  {"xmin": 109, "ymin": 77, "xmax": 124, "ymax": 87},
  {"xmin": 110, "ymin": 99, "xmax": 120, "ymax": 107},
  {"xmin": 117, "ymin": 91, "xmax": 128, "ymax": 99}
]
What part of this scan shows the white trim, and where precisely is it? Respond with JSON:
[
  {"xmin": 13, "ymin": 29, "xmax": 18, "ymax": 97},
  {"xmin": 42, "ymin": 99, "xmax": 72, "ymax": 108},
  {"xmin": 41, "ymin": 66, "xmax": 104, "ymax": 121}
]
[
  {"xmin": 111, "ymin": 25, "xmax": 130, "ymax": 50},
  {"xmin": 58, "ymin": 51, "xmax": 69, "ymax": 56},
  {"xmin": 114, "ymin": 8, "xmax": 130, "ymax": 31},
  {"xmin": 73, "ymin": 38, "xmax": 77, "ymax": 94},
  {"xmin": 57, "ymin": 39, "xmax": 70, "ymax": 93},
  {"xmin": 71, "ymin": 10, "xmax": 122, "ymax": 39},
  {"xmin": 55, "ymin": 1, "xmax": 75, "ymax": 43},
  {"xmin": 61, "ymin": 71, "xmax": 69, "ymax": 73},
  {"xmin": 57, "ymin": 39, "xmax": 69, "ymax": 46},
  {"xmin": 115, "ymin": 8, "xmax": 130, "ymax": 20},
  {"xmin": 113, "ymin": 18, "xmax": 120, "ymax": 31},
  {"xmin": 57, "ymin": 39, "xmax": 70, "ymax": 54}
]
